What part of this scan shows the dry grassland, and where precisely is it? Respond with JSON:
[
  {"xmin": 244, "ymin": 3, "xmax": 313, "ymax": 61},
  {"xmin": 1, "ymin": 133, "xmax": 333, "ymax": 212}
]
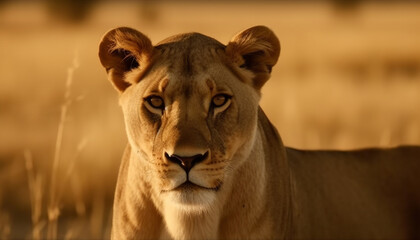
[{"xmin": 0, "ymin": 1, "xmax": 419, "ymax": 239}]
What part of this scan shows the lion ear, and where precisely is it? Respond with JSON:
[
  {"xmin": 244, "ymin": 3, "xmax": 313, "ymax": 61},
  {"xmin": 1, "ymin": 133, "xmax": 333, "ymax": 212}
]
[
  {"xmin": 226, "ymin": 26, "xmax": 280, "ymax": 90},
  {"xmin": 99, "ymin": 27, "xmax": 153, "ymax": 93}
]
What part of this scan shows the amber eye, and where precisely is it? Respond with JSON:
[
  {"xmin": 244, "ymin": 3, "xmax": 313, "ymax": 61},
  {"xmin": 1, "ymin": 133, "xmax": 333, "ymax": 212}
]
[
  {"xmin": 145, "ymin": 96, "xmax": 164, "ymax": 109},
  {"xmin": 212, "ymin": 94, "xmax": 231, "ymax": 108}
]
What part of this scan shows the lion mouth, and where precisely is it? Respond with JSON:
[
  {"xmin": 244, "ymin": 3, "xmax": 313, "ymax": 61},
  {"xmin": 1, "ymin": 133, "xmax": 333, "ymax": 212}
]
[{"xmin": 172, "ymin": 181, "xmax": 220, "ymax": 192}]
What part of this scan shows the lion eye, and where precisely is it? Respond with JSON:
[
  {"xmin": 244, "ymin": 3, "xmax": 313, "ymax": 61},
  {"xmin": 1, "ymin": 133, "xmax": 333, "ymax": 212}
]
[
  {"xmin": 212, "ymin": 94, "xmax": 230, "ymax": 108},
  {"xmin": 145, "ymin": 96, "xmax": 164, "ymax": 109}
]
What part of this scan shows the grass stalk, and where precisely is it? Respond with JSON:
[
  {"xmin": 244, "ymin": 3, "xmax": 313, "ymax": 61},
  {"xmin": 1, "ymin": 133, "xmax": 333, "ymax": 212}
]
[
  {"xmin": 47, "ymin": 52, "xmax": 79, "ymax": 240},
  {"xmin": 24, "ymin": 150, "xmax": 45, "ymax": 240}
]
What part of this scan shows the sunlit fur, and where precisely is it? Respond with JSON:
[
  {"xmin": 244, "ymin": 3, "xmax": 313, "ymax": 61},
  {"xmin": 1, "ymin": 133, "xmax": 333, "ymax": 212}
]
[{"xmin": 99, "ymin": 26, "xmax": 420, "ymax": 240}]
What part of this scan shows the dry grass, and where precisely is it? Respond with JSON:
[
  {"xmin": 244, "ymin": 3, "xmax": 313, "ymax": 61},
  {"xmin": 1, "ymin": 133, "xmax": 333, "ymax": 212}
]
[
  {"xmin": 16, "ymin": 51, "xmax": 105, "ymax": 239},
  {"xmin": 24, "ymin": 150, "xmax": 44, "ymax": 240},
  {"xmin": 47, "ymin": 50, "xmax": 80, "ymax": 240},
  {"xmin": 0, "ymin": 1, "xmax": 419, "ymax": 239}
]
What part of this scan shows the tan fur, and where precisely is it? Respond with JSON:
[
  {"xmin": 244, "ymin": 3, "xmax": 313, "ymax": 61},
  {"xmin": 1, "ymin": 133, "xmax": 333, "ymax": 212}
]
[{"xmin": 99, "ymin": 26, "xmax": 420, "ymax": 239}]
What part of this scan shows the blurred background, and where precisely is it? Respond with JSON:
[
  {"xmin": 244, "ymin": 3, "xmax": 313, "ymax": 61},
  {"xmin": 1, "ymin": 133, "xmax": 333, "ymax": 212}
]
[{"xmin": 0, "ymin": 0, "xmax": 419, "ymax": 239}]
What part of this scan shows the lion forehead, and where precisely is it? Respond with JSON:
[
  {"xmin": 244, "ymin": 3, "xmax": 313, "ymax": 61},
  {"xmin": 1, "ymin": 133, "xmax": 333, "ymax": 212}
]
[
  {"xmin": 152, "ymin": 33, "xmax": 228, "ymax": 76},
  {"xmin": 156, "ymin": 32, "xmax": 225, "ymax": 49}
]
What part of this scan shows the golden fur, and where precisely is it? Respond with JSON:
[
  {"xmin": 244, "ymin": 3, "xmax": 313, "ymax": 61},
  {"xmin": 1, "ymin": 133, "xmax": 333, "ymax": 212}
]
[{"xmin": 99, "ymin": 26, "xmax": 420, "ymax": 239}]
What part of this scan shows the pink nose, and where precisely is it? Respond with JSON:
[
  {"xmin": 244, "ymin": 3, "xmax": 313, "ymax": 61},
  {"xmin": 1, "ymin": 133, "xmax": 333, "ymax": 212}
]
[{"xmin": 165, "ymin": 152, "xmax": 209, "ymax": 173}]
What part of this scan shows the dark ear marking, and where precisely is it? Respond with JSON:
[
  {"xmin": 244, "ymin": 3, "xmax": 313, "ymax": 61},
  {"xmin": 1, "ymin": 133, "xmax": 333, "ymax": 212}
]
[
  {"xmin": 241, "ymin": 50, "xmax": 265, "ymax": 72},
  {"xmin": 111, "ymin": 49, "xmax": 140, "ymax": 72}
]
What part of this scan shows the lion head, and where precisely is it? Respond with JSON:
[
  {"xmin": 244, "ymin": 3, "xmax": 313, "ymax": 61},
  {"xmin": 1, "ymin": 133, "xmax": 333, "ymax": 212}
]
[{"xmin": 99, "ymin": 26, "xmax": 280, "ymax": 210}]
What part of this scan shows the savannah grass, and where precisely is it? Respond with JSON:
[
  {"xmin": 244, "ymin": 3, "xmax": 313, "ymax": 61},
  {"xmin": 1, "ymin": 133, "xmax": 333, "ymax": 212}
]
[
  {"xmin": 47, "ymin": 52, "xmax": 80, "ymax": 239},
  {"xmin": 22, "ymin": 52, "xmax": 84, "ymax": 240}
]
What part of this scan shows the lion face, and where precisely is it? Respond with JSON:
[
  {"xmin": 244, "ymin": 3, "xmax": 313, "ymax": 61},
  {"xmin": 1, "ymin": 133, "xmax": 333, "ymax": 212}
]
[
  {"xmin": 99, "ymin": 26, "xmax": 280, "ymax": 209},
  {"xmin": 120, "ymin": 48, "xmax": 260, "ymax": 208}
]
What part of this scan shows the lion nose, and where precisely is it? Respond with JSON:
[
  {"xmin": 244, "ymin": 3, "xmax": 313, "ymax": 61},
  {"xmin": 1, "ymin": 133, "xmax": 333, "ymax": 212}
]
[{"xmin": 164, "ymin": 152, "xmax": 209, "ymax": 173}]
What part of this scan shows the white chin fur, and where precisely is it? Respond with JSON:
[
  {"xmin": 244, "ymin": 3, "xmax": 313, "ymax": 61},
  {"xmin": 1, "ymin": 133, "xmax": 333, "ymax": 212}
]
[{"xmin": 164, "ymin": 190, "xmax": 216, "ymax": 212}]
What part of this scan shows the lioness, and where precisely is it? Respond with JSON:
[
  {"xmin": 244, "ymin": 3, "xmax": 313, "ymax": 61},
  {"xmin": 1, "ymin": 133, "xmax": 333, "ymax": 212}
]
[{"xmin": 99, "ymin": 26, "xmax": 420, "ymax": 239}]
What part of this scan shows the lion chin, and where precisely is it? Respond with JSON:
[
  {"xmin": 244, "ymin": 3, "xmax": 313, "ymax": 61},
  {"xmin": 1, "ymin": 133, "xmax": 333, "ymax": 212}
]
[{"xmin": 162, "ymin": 181, "xmax": 218, "ymax": 211}]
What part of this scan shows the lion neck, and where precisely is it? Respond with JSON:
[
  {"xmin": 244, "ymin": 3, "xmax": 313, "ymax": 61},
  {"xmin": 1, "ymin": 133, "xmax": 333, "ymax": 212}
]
[
  {"xmin": 162, "ymin": 207, "xmax": 220, "ymax": 240},
  {"xmin": 218, "ymin": 109, "xmax": 292, "ymax": 239}
]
